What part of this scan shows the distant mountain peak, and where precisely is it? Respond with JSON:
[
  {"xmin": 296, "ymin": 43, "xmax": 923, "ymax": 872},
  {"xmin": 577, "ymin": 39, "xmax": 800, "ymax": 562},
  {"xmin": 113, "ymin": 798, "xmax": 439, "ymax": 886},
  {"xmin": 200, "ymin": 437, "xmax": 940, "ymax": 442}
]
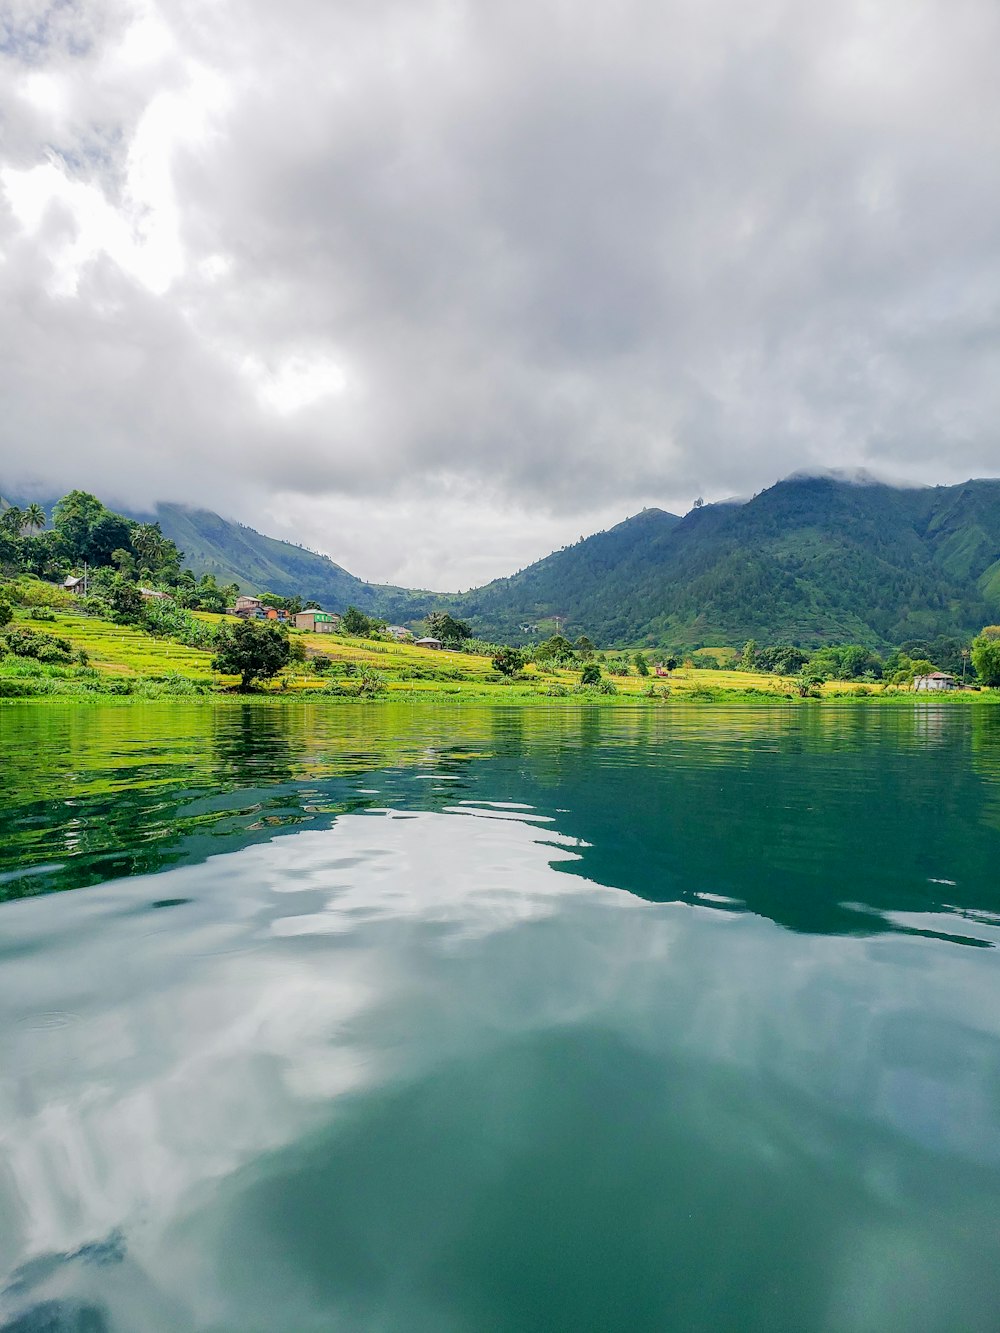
[{"xmin": 780, "ymin": 465, "xmax": 923, "ymax": 489}]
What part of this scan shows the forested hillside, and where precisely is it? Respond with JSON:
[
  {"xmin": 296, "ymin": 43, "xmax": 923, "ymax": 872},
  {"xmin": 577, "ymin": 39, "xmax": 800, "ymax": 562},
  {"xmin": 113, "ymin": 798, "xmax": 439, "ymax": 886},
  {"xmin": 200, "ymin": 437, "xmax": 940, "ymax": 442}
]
[
  {"xmin": 453, "ymin": 476, "xmax": 1000, "ymax": 647},
  {"xmin": 147, "ymin": 504, "xmax": 437, "ymax": 622},
  {"xmin": 7, "ymin": 474, "xmax": 1000, "ymax": 648}
]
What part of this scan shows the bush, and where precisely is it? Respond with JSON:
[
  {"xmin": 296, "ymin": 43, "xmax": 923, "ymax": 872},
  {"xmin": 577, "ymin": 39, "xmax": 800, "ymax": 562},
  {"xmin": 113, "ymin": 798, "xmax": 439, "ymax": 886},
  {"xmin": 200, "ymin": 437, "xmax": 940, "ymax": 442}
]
[
  {"xmin": 580, "ymin": 662, "xmax": 601, "ymax": 685},
  {"xmin": 1, "ymin": 626, "xmax": 76, "ymax": 664},
  {"xmin": 971, "ymin": 628, "xmax": 1000, "ymax": 687},
  {"xmin": 492, "ymin": 646, "xmax": 525, "ymax": 676},
  {"xmin": 26, "ymin": 606, "xmax": 55, "ymax": 621},
  {"xmin": 142, "ymin": 599, "xmax": 218, "ymax": 650},
  {"xmin": 311, "ymin": 654, "xmax": 332, "ymax": 673},
  {"xmin": 542, "ymin": 683, "xmax": 569, "ymax": 697},
  {"xmin": 358, "ymin": 667, "xmax": 389, "ymax": 696}
]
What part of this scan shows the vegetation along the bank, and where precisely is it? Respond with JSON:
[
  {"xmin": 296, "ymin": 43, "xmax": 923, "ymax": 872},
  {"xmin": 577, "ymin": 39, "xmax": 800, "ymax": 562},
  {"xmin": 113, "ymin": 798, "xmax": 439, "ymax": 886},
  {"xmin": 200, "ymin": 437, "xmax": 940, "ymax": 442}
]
[{"xmin": 3, "ymin": 489, "xmax": 1000, "ymax": 703}]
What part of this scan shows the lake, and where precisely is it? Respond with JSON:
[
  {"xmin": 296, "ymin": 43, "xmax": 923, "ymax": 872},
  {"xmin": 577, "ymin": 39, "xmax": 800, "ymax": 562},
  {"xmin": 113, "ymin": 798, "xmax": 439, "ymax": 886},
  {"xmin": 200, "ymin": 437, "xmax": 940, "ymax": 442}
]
[{"xmin": 1, "ymin": 700, "xmax": 999, "ymax": 1331}]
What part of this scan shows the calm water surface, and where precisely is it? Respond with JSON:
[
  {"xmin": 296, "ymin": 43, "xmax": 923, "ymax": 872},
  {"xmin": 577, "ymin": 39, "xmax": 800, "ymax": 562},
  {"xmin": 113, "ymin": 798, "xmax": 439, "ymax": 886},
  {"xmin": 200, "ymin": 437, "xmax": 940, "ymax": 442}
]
[{"xmin": 1, "ymin": 701, "xmax": 999, "ymax": 1331}]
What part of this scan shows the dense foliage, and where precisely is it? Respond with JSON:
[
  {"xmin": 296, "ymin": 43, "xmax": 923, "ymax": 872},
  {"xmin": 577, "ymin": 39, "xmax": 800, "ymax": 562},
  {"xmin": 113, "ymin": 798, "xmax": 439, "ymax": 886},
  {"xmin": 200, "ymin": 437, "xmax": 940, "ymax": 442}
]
[
  {"xmin": 211, "ymin": 620, "xmax": 290, "ymax": 690},
  {"xmin": 450, "ymin": 477, "xmax": 1000, "ymax": 647},
  {"xmin": 971, "ymin": 627, "xmax": 1000, "ymax": 687}
]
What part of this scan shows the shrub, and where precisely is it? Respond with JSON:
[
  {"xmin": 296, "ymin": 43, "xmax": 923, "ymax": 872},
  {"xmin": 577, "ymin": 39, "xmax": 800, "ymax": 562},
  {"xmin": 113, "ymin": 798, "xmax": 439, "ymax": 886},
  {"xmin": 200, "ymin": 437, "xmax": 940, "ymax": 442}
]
[
  {"xmin": 580, "ymin": 662, "xmax": 601, "ymax": 686},
  {"xmin": 26, "ymin": 606, "xmax": 55, "ymax": 621},
  {"xmin": 492, "ymin": 646, "xmax": 525, "ymax": 676},
  {"xmin": 971, "ymin": 628, "xmax": 1000, "ymax": 686},
  {"xmin": 1, "ymin": 626, "xmax": 76, "ymax": 664},
  {"xmin": 311, "ymin": 654, "xmax": 332, "ymax": 673},
  {"xmin": 542, "ymin": 683, "xmax": 569, "ymax": 697},
  {"xmin": 0, "ymin": 600, "xmax": 11, "ymax": 628},
  {"xmin": 358, "ymin": 667, "xmax": 389, "ymax": 696},
  {"xmin": 142, "ymin": 599, "xmax": 218, "ymax": 650}
]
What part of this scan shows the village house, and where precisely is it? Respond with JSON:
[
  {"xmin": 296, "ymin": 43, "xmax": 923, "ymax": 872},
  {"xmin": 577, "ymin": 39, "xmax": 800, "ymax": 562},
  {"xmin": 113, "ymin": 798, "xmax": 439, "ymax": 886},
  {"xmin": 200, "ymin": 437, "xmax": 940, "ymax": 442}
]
[
  {"xmin": 913, "ymin": 672, "xmax": 958, "ymax": 692},
  {"xmin": 139, "ymin": 587, "xmax": 173, "ymax": 602},
  {"xmin": 292, "ymin": 610, "xmax": 340, "ymax": 633},
  {"xmin": 414, "ymin": 636, "xmax": 444, "ymax": 650},
  {"xmin": 263, "ymin": 607, "xmax": 290, "ymax": 621},
  {"xmin": 63, "ymin": 575, "xmax": 86, "ymax": 595},
  {"xmin": 233, "ymin": 595, "xmax": 264, "ymax": 614},
  {"xmin": 386, "ymin": 625, "xmax": 413, "ymax": 641}
]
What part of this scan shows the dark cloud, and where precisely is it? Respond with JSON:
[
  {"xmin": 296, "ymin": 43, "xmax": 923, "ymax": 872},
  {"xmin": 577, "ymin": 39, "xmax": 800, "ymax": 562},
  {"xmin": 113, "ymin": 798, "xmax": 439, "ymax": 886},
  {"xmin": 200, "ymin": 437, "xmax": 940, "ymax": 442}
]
[{"xmin": 2, "ymin": 0, "xmax": 1000, "ymax": 584}]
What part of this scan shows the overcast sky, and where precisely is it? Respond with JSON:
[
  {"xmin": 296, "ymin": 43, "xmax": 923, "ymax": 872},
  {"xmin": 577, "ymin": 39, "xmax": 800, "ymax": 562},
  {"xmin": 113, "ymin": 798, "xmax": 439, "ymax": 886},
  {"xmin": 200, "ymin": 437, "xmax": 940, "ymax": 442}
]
[{"xmin": 2, "ymin": 0, "xmax": 999, "ymax": 589}]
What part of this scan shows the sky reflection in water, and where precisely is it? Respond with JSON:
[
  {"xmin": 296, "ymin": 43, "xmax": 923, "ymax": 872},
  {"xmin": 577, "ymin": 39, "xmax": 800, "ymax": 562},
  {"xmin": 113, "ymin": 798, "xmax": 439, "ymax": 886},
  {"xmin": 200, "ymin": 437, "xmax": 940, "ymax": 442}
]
[{"xmin": 1, "ymin": 702, "xmax": 1000, "ymax": 1331}]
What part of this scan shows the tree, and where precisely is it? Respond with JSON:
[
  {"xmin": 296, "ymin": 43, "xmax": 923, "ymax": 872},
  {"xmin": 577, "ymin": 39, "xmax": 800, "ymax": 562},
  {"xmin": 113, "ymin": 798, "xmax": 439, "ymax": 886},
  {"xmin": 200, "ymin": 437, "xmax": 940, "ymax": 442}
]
[
  {"xmin": 342, "ymin": 605, "xmax": 373, "ymax": 636},
  {"xmin": 131, "ymin": 522, "xmax": 166, "ymax": 571},
  {"xmin": 107, "ymin": 576, "xmax": 144, "ymax": 621},
  {"xmin": 212, "ymin": 620, "xmax": 290, "ymax": 690},
  {"xmin": 574, "ymin": 635, "xmax": 596, "ymax": 657},
  {"xmin": 535, "ymin": 634, "xmax": 575, "ymax": 664},
  {"xmin": 739, "ymin": 639, "xmax": 758, "ymax": 671},
  {"xmin": 664, "ymin": 657, "xmax": 678, "ymax": 672},
  {"xmin": 971, "ymin": 627, "xmax": 1000, "ymax": 686},
  {"xmin": 633, "ymin": 652, "xmax": 649, "ymax": 677},
  {"xmin": 23, "ymin": 503, "xmax": 46, "ymax": 535},
  {"xmin": 580, "ymin": 662, "xmax": 601, "ymax": 685},
  {"xmin": 427, "ymin": 612, "xmax": 471, "ymax": 642},
  {"xmin": 492, "ymin": 646, "xmax": 525, "ymax": 676},
  {"xmin": 0, "ymin": 600, "xmax": 11, "ymax": 629},
  {"xmin": 53, "ymin": 491, "xmax": 104, "ymax": 558},
  {"xmin": 0, "ymin": 506, "xmax": 23, "ymax": 536}
]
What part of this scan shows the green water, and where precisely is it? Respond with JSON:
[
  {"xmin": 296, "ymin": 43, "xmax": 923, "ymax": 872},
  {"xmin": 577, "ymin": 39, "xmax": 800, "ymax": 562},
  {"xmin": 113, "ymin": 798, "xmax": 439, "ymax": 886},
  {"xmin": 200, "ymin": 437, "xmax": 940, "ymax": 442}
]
[{"xmin": 1, "ymin": 701, "xmax": 999, "ymax": 1331}]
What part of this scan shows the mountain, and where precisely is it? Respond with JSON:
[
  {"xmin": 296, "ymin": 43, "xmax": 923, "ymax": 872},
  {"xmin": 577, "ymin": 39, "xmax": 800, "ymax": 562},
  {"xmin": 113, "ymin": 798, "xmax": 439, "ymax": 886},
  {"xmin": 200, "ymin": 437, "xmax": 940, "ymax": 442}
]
[
  {"xmin": 452, "ymin": 476, "xmax": 1000, "ymax": 647},
  {"xmin": 148, "ymin": 503, "xmax": 437, "ymax": 620},
  {"xmin": 8, "ymin": 474, "xmax": 1000, "ymax": 647},
  {"xmin": 452, "ymin": 507, "xmax": 682, "ymax": 639}
]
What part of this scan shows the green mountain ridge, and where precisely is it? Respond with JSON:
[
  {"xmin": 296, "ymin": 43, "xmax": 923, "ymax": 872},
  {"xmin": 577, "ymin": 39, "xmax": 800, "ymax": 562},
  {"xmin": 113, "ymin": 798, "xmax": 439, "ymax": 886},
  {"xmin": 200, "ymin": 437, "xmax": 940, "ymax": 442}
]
[
  {"xmin": 148, "ymin": 503, "xmax": 437, "ymax": 622},
  {"xmin": 6, "ymin": 474, "xmax": 1000, "ymax": 647},
  {"xmin": 455, "ymin": 476, "xmax": 1000, "ymax": 647}
]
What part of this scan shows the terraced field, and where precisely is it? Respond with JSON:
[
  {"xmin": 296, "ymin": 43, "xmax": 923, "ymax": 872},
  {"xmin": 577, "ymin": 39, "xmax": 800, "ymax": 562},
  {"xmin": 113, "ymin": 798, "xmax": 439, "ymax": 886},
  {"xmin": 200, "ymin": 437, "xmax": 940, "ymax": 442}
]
[{"xmin": 4, "ymin": 607, "xmax": 888, "ymax": 701}]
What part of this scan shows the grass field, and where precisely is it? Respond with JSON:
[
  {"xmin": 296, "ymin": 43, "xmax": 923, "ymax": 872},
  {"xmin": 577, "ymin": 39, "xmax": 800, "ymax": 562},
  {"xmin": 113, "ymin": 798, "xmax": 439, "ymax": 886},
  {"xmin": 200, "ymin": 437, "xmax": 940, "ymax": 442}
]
[{"xmin": 0, "ymin": 607, "xmax": 973, "ymax": 703}]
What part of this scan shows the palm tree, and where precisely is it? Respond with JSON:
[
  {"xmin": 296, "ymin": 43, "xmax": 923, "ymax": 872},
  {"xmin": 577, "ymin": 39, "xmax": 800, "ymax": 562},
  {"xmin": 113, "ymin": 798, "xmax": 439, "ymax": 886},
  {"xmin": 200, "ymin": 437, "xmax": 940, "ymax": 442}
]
[
  {"xmin": 23, "ymin": 503, "xmax": 46, "ymax": 535},
  {"xmin": 131, "ymin": 522, "xmax": 166, "ymax": 574}
]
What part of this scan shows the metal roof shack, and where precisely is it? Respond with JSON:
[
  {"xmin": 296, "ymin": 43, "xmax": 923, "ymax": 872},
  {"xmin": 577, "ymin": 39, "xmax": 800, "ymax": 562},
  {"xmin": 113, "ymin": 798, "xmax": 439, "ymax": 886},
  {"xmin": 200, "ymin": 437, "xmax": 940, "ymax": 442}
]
[{"xmin": 413, "ymin": 637, "xmax": 443, "ymax": 649}]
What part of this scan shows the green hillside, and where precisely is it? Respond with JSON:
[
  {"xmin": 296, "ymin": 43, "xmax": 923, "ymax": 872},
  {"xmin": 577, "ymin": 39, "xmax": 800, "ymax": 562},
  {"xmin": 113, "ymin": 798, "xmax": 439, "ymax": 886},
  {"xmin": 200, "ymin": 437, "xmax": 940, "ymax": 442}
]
[
  {"xmin": 150, "ymin": 504, "xmax": 438, "ymax": 622},
  {"xmin": 8, "ymin": 474, "xmax": 1000, "ymax": 649},
  {"xmin": 453, "ymin": 476, "xmax": 1000, "ymax": 648}
]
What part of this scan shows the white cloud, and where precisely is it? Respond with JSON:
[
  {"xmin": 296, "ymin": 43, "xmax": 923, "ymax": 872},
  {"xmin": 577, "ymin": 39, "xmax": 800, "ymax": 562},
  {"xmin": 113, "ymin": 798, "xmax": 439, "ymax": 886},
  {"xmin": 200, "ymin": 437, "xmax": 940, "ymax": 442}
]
[{"xmin": 2, "ymin": 0, "xmax": 1000, "ymax": 585}]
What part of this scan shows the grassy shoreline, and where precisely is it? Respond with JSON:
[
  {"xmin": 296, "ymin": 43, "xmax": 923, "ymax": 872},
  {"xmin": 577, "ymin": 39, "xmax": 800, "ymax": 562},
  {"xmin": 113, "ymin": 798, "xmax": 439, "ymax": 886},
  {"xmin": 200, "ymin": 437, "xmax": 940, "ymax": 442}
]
[{"xmin": 2, "ymin": 606, "xmax": 996, "ymax": 705}]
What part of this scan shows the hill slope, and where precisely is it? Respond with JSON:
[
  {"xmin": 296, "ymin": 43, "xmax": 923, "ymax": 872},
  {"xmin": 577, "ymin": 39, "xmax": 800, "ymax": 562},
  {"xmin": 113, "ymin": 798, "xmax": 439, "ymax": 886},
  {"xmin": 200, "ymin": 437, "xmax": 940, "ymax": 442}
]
[
  {"xmin": 8, "ymin": 476, "xmax": 1000, "ymax": 647},
  {"xmin": 149, "ymin": 504, "xmax": 438, "ymax": 621},
  {"xmin": 453, "ymin": 476, "xmax": 1000, "ymax": 647}
]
